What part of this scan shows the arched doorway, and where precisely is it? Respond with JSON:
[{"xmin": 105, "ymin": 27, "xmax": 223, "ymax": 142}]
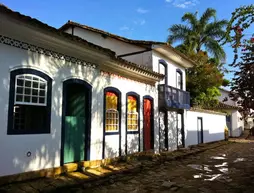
[
  {"xmin": 143, "ymin": 96, "xmax": 154, "ymax": 151},
  {"xmin": 61, "ymin": 79, "xmax": 92, "ymax": 165}
]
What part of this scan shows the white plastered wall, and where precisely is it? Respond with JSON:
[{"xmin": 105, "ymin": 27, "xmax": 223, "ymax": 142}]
[
  {"xmin": 65, "ymin": 27, "xmax": 152, "ymax": 68},
  {"xmin": 152, "ymin": 51, "xmax": 186, "ymax": 90},
  {"xmin": 185, "ymin": 110, "xmax": 226, "ymax": 147},
  {"xmin": 231, "ymin": 110, "xmax": 244, "ymax": 137},
  {"xmin": 0, "ymin": 43, "xmax": 159, "ymax": 177}
]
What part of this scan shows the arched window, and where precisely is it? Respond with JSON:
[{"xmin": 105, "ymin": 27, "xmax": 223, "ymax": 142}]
[
  {"xmin": 7, "ymin": 68, "xmax": 52, "ymax": 134},
  {"xmin": 158, "ymin": 59, "xmax": 168, "ymax": 85},
  {"xmin": 176, "ymin": 69, "xmax": 183, "ymax": 89},
  {"xmin": 126, "ymin": 93, "xmax": 140, "ymax": 132},
  {"xmin": 104, "ymin": 88, "xmax": 121, "ymax": 133}
]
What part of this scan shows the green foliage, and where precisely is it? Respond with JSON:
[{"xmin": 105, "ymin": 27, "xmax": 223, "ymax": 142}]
[
  {"xmin": 230, "ymin": 42, "xmax": 254, "ymax": 116},
  {"xmin": 192, "ymin": 87, "xmax": 220, "ymax": 107},
  {"xmin": 223, "ymin": 4, "xmax": 254, "ymax": 65},
  {"xmin": 185, "ymin": 51, "xmax": 228, "ymax": 106},
  {"xmin": 168, "ymin": 8, "xmax": 228, "ymax": 60}
]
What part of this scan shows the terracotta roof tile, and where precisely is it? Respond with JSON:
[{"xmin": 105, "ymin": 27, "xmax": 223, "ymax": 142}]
[
  {"xmin": 0, "ymin": 4, "xmax": 164, "ymax": 80},
  {"xmin": 59, "ymin": 21, "xmax": 166, "ymax": 45},
  {"xmin": 60, "ymin": 21, "xmax": 195, "ymax": 66},
  {"xmin": 205, "ymin": 102, "xmax": 239, "ymax": 110}
]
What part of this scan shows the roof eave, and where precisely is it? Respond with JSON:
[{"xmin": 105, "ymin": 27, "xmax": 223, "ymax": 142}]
[{"xmin": 153, "ymin": 45, "xmax": 194, "ymax": 68}]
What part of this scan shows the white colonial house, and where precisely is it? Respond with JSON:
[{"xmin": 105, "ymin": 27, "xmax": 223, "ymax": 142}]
[
  {"xmin": 60, "ymin": 21, "xmax": 227, "ymax": 150},
  {"xmin": 217, "ymin": 88, "xmax": 244, "ymax": 137},
  {"xmin": 0, "ymin": 4, "xmax": 227, "ymax": 180}
]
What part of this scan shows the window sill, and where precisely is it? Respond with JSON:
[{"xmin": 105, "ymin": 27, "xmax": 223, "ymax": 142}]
[
  {"xmin": 127, "ymin": 130, "xmax": 139, "ymax": 134},
  {"xmin": 7, "ymin": 130, "xmax": 50, "ymax": 135},
  {"xmin": 105, "ymin": 131, "xmax": 119, "ymax": 135}
]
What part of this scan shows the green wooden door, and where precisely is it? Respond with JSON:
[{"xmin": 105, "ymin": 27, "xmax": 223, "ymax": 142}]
[
  {"xmin": 63, "ymin": 85, "xmax": 86, "ymax": 164},
  {"xmin": 64, "ymin": 116, "xmax": 85, "ymax": 163}
]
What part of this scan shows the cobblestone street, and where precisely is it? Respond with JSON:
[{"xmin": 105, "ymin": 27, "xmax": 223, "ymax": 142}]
[
  {"xmin": 1, "ymin": 140, "xmax": 254, "ymax": 193},
  {"xmin": 78, "ymin": 141, "xmax": 254, "ymax": 193}
]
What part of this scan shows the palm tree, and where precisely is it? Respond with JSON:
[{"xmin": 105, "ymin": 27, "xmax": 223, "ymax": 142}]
[{"xmin": 168, "ymin": 8, "xmax": 228, "ymax": 60}]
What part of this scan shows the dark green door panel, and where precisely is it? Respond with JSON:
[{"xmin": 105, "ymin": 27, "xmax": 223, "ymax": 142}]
[{"xmin": 64, "ymin": 116, "xmax": 85, "ymax": 164}]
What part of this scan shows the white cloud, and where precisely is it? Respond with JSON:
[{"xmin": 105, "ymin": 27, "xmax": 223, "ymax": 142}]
[
  {"xmin": 137, "ymin": 8, "xmax": 149, "ymax": 14},
  {"xmin": 119, "ymin": 26, "xmax": 130, "ymax": 31},
  {"xmin": 134, "ymin": 19, "xmax": 146, "ymax": 25},
  {"xmin": 166, "ymin": 0, "xmax": 199, "ymax": 9}
]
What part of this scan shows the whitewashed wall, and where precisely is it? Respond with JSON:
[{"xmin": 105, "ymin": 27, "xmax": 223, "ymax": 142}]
[
  {"xmin": 152, "ymin": 51, "xmax": 186, "ymax": 90},
  {"xmin": 66, "ymin": 27, "xmax": 152, "ymax": 68},
  {"xmin": 168, "ymin": 111, "xmax": 178, "ymax": 151},
  {"xmin": 185, "ymin": 110, "xmax": 226, "ymax": 147},
  {"xmin": 231, "ymin": 110, "xmax": 244, "ymax": 137},
  {"xmin": 0, "ymin": 43, "xmax": 159, "ymax": 177}
]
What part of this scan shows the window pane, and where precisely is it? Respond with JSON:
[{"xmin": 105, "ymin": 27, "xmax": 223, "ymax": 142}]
[
  {"xmin": 32, "ymin": 82, "xmax": 39, "ymax": 88},
  {"xmin": 24, "ymin": 96, "xmax": 31, "ymax": 103},
  {"xmin": 39, "ymin": 90, "xmax": 45, "ymax": 97},
  {"xmin": 13, "ymin": 105, "xmax": 46, "ymax": 131},
  {"xmin": 25, "ymin": 80, "xmax": 31, "ymax": 87},
  {"xmin": 39, "ymin": 97, "xmax": 45, "ymax": 104},
  {"xmin": 16, "ymin": 95, "xmax": 23, "ymax": 102},
  {"xmin": 17, "ymin": 79, "xmax": 24, "ymax": 86},
  {"xmin": 32, "ymin": 89, "xmax": 38, "ymax": 96},
  {"xmin": 33, "ymin": 77, "xmax": 39, "ymax": 81},
  {"xmin": 16, "ymin": 87, "xmax": 23, "ymax": 94},
  {"xmin": 32, "ymin": 96, "xmax": 38, "ymax": 103},
  {"xmin": 15, "ymin": 74, "xmax": 47, "ymax": 106},
  {"xmin": 105, "ymin": 109, "xmax": 118, "ymax": 132},
  {"xmin": 39, "ymin": 82, "xmax": 46, "ymax": 89},
  {"xmin": 25, "ymin": 88, "xmax": 31, "ymax": 95}
]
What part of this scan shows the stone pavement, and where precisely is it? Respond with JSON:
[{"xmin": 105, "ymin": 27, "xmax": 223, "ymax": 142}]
[{"xmin": 1, "ymin": 140, "xmax": 253, "ymax": 193}]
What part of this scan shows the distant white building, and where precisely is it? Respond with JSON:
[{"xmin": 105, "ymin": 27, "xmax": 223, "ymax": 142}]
[{"xmin": 217, "ymin": 88, "xmax": 244, "ymax": 137}]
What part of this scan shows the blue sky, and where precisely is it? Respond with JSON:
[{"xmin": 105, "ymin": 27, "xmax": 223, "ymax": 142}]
[{"xmin": 1, "ymin": 0, "xmax": 254, "ymax": 81}]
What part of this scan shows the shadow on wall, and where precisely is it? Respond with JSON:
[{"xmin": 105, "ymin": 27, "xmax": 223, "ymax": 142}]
[
  {"xmin": 185, "ymin": 130, "xmax": 225, "ymax": 147},
  {"xmin": 0, "ymin": 49, "xmax": 111, "ymax": 176},
  {"xmin": 167, "ymin": 112, "xmax": 177, "ymax": 151},
  {"xmin": 1, "ymin": 47, "xmax": 158, "ymax": 176}
]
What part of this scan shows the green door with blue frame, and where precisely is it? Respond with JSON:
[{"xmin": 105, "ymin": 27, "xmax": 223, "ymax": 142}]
[{"xmin": 63, "ymin": 84, "xmax": 87, "ymax": 164}]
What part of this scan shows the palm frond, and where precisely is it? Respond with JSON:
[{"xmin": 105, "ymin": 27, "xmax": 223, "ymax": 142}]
[
  {"xmin": 204, "ymin": 20, "xmax": 228, "ymax": 39},
  {"xmin": 204, "ymin": 37, "xmax": 226, "ymax": 60},
  {"xmin": 167, "ymin": 24, "xmax": 192, "ymax": 43},
  {"xmin": 182, "ymin": 12, "xmax": 198, "ymax": 28},
  {"xmin": 200, "ymin": 8, "xmax": 216, "ymax": 27}
]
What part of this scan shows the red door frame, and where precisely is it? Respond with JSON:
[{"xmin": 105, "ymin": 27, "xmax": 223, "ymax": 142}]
[{"xmin": 143, "ymin": 96, "xmax": 154, "ymax": 151}]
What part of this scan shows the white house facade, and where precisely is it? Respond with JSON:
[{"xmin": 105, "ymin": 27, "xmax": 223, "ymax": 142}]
[
  {"xmin": 217, "ymin": 88, "xmax": 244, "ymax": 137},
  {"xmin": 0, "ymin": 5, "xmax": 165, "ymax": 177},
  {"xmin": 60, "ymin": 21, "xmax": 194, "ymax": 152},
  {"xmin": 0, "ymin": 4, "xmax": 228, "ymax": 180}
]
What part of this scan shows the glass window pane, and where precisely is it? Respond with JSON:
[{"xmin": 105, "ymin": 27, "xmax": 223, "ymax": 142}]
[
  {"xmin": 32, "ymin": 89, "xmax": 38, "ymax": 96},
  {"xmin": 39, "ymin": 90, "xmax": 45, "ymax": 97},
  {"xmin": 16, "ymin": 87, "xmax": 23, "ymax": 94},
  {"xmin": 39, "ymin": 82, "xmax": 46, "ymax": 89},
  {"xmin": 39, "ymin": 97, "xmax": 45, "ymax": 104},
  {"xmin": 25, "ymin": 88, "xmax": 31, "ymax": 95},
  {"xmin": 25, "ymin": 80, "xmax": 31, "ymax": 87},
  {"xmin": 32, "ymin": 96, "xmax": 38, "ymax": 103},
  {"xmin": 17, "ymin": 79, "xmax": 24, "ymax": 86},
  {"xmin": 33, "ymin": 77, "xmax": 39, "ymax": 81},
  {"xmin": 32, "ymin": 82, "xmax": 39, "ymax": 88},
  {"xmin": 16, "ymin": 95, "xmax": 23, "ymax": 102},
  {"xmin": 24, "ymin": 96, "xmax": 31, "ymax": 103}
]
